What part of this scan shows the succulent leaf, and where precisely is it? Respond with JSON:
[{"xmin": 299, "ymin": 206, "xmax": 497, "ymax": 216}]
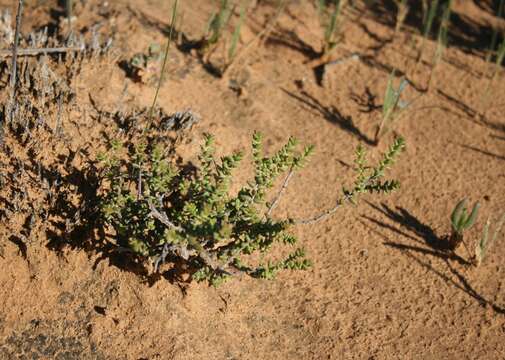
[
  {"xmin": 451, "ymin": 198, "xmax": 467, "ymax": 231},
  {"xmin": 463, "ymin": 202, "xmax": 480, "ymax": 229}
]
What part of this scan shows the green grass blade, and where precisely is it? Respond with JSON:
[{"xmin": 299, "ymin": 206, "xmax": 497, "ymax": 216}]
[
  {"xmin": 423, "ymin": 0, "xmax": 440, "ymax": 38},
  {"xmin": 383, "ymin": 70, "xmax": 397, "ymax": 118},
  {"xmin": 228, "ymin": 1, "xmax": 247, "ymax": 61},
  {"xmin": 477, "ymin": 213, "xmax": 505, "ymax": 265},
  {"xmin": 476, "ymin": 218, "xmax": 490, "ymax": 264},
  {"xmin": 325, "ymin": 1, "xmax": 340, "ymax": 44},
  {"xmin": 490, "ymin": 213, "xmax": 505, "ymax": 247},
  {"xmin": 435, "ymin": 0, "xmax": 451, "ymax": 63},
  {"xmin": 496, "ymin": 38, "xmax": 505, "ymax": 66}
]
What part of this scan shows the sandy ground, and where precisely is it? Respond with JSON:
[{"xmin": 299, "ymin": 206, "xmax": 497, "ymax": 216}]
[{"xmin": 1, "ymin": 0, "xmax": 505, "ymax": 359}]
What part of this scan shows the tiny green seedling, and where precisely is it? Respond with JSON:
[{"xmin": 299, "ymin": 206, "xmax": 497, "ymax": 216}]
[
  {"xmin": 317, "ymin": 0, "xmax": 347, "ymax": 57},
  {"xmin": 204, "ymin": 0, "xmax": 233, "ymax": 50},
  {"xmin": 448, "ymin": 198, "xmax": 480, "ymax": 251},
  {"xmin": 148, "ymin": 0, "xmax": 178, "ymax": 123},
  {"xmin": 423, "ymin": 0, "xmax": 440, "ymax": 39},
  {"xmin": 374, "ymin": 70, "xmax": 411, "ymax": 144},
  {"xmin": 489, "ymin": 37, "xmax": 505, "ymax": 81},
  {"xmin": 475, "ymin": 213, "xmax": 505, "ymax": 266}
]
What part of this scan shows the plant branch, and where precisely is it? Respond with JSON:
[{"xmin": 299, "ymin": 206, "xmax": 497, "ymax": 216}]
[
  {"xmin": 147, "ymin": 200, "xmax": 183, "ymax": 232},
  {"xmin": 293, "ymin": 171, "xmax": 386, "ymax": 225},
  {"xmin": 265, "ymin": 166, "xmax": 294, "ymax": 218},
  {"xmin": 148, "ymin": 200, "xmax": 220, "ymax": 270},
  {"xmin": 293, "ymin": 199, "xmax": 344, "ymax": 225}
]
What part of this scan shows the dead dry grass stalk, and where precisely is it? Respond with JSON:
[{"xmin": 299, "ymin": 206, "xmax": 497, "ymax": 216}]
[{"xmin": 148, "ymin": 0, "xmax": 179, "ymax": 124}]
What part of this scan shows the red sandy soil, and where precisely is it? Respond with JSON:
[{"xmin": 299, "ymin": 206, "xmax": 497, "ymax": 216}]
[{"xmin": 0, "ymin": 0, "xmax": 504, "ymax": 359}]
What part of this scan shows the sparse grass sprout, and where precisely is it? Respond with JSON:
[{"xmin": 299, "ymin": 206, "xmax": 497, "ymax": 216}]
[
  {"xmin": 317, "ymin": 0, "xmax": 347, "ymax": 57},
  {"xmin": 375, "ymin": 70, "xmax": 411, "ymax": 143},
  {"xmin": 474, "ymin": 213, "xmax": 505, "ymax": 266}
]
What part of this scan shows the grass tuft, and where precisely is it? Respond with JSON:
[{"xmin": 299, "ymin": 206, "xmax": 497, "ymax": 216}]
[
  {"xmin": 317, "ymin": 0, "xmax": 347, "ymax": 57},
  {"xmin": 375, "ymin": 70, "xmax": 411, "ymax": 144}
]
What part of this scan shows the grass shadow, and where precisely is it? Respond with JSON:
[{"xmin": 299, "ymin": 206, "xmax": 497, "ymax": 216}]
[
  {"xmin": 362, "ymin": 0, "xmax": 503, "ymax": 58},
  {"xmin": 264, "ymin": 27, "xmax": 320, "ymax": 60},
  {"xmin": 437, "ymin": 89, "xmax": 505, "ymax": 135},
  {"xmin": 459, "ymin": 144, "xmax": 505, "ymax": 161},
  {"xmin": 281, "ymin": 88, "xmax": 376, "ymax": 145},
  {"xmin": 401, "ymin": 249, "xmax": 505, "ymax": 315}
]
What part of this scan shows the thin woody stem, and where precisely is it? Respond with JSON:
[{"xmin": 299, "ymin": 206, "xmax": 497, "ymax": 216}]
[
  {"xmin": 265, "ymin": 166, "xmax": 294, "ymax": 219},
  {"xmin": 293, "ymin": 186, "xmax": 358, "ymax": 225},
  {"xmin": 293, "ymin": 201, "xmax": 343, "ymax": 225}
]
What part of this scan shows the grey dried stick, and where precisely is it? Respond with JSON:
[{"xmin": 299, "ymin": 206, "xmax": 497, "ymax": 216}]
[
  {"xmin": 0, "ymin": 46, "xmax": 83, "ymax": 57},
  {"xmin": 8, "ymin": 0, "xmax": 24, "ymax": 123}
]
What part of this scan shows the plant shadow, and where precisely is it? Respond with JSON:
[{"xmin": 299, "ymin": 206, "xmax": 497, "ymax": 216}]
[
  {"xmin": 459, "ymin": 144, "xmax": 505, "ymax": 162},
  {"xmin": 264, "ymin": 27, "xmax": 320, "ymax": 61},
  {"xmin": 363, "ymin": 201, "xmax": 454, "ymax": 252},
  {"xmin": 349, "ymin": 86, "xmax": 381, "ymax": 114},
  {"xmin": 437, "ymin": 90, "xmax": 505, "ymax": 135},
  {"xmin": 361, "ymin": 201, "xmax": 505, "ymax": 315},
  {"xmin": 281, "ymin": 88, "xmax": 376, "ymax": 146}
]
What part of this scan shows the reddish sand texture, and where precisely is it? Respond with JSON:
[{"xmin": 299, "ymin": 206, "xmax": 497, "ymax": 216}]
[{"xmin": 1, "ymin": 0, "xmax": 505, "ymax": 359}]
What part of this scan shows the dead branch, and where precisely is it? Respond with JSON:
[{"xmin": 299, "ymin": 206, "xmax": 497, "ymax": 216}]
[{"xmin": 0, "ymin": 46, "xmax": 84, "ymax": 57}]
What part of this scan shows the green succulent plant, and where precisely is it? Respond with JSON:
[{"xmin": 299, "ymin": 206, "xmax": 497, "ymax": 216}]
[
  {"xmin": 448, "ymin": 198, "xmax": 480, "ymax": 250},
  {"xmin": 98, "ymin": 132, "xmax": 405, "ymax": 286}
]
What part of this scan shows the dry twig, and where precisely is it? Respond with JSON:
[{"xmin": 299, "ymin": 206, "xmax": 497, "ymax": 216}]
[{"xmin": 0, "ymin": 46, "xmax": 83, "ymax": 57}]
